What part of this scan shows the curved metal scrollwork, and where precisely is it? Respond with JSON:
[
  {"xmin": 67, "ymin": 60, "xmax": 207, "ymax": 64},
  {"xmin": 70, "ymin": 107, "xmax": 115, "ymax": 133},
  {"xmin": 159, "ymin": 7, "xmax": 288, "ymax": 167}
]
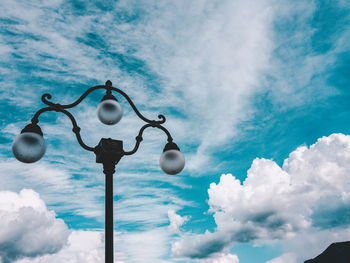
[
  {"xmin": 124, "ymin": 123, "xmax": 173, "ymax": 156},
  {"xmin": 31, "ymin": 107, "xmax": 95, "ymax": 152},
  {"xmin": 41, "ymin": 81, "xmax": 166, "ymax": 124},
  {"xmin": 32, "ymin": 80, "xmax": 172, "ymax": 155}
]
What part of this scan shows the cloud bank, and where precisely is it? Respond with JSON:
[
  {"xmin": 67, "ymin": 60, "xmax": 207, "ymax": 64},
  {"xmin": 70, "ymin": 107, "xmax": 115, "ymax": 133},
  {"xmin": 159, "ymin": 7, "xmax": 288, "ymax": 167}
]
[
  {"xmin": 16, "ymin": 230, "xmax": 105, "ymax": 263},
  {"xmin": 0, "ymin": 189, "xmax": 69, "ymax": 263},
  {"xmin": 173, "ymin": 133, "xmax": 350, "ymax": 260},
  {"xmin": 0, "ymin": 189, "xmax": 106, "ymax": 263}
]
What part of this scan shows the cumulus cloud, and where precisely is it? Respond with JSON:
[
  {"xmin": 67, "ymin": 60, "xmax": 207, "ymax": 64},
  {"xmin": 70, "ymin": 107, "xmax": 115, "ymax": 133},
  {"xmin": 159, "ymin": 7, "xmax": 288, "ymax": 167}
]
[
  {"xmin": 0, "ymin": 189, "xmax": 109, "ymax": 263},
  {"xmin": 15, "ymin": 230, "xmax": 105, "ymax": 263},
  {"xmin": 0, "ymin": 189, "xmax": 70, "ymax": 263},
  {"xmin": 173, "ymin": 133, "xmax": 350, "ymax": 259},
  {"xmin": 168, "ymin": 210, "xmax": 189, "ymax": 233}
]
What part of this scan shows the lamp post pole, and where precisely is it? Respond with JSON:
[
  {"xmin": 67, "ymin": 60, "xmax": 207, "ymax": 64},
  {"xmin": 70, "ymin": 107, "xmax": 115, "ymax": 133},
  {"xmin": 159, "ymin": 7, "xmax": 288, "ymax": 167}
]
[{"xmin": 12, "ymin": 80, "xmax": 185, "ymax": 263}]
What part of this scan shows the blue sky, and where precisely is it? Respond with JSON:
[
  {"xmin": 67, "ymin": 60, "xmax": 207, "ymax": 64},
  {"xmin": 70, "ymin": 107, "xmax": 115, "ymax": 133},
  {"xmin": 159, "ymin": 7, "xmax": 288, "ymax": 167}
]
[{"xmin": 0, "ymin": 0, "xmax": 350, "ymax": 262}]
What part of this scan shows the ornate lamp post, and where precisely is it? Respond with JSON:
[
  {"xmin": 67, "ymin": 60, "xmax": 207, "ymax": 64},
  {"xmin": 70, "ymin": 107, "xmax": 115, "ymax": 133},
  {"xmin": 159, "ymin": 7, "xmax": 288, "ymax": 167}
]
[{"xmin": 11, "ymin": 80, "xmax": 185, "ymax": 263}]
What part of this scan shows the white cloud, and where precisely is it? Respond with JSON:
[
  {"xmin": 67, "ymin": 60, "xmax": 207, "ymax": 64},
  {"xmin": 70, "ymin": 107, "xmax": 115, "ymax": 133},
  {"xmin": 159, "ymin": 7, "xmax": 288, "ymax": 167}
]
[
  {"xmin": 0, "ymin": 0, "xmax": 278, "ymax": 173},
  {"xmin": 0, "ymin": 159, "xmax": 105, "ymax": 220},
  {"xmin": 0, "ymin": 189, "xmax": 125, "ymax": 263},
  {"xmin": 0, "ymin": 0, "xmax": 348, "ymax": 175},
  {"xmin": 125, "ymin": 0, "xmax": 276, "ymax": 171},
  {"xmin": 173, "ymin": 133, "xmax": 350, "ymax": 260},
  {"xmin": 267, "ymin": 1, "xmax": 350, "ymax": 109},
  {"xmin": 115, "ymin": 228, "xmax": 172, "ymax": 263},
  {"xmin": 201, "ymin": 253, "xmax": 239, "ymax": 263},
  {"xmin": 15, "ymin": 230, "xmax": 105, "ymax": 263},
  {"xmin": 266, "ymin": 253, "xmax": 297, "ymax": 263},
  {"xmin": 172, "ymin": 231, "xmax": 229, "ymax": 259},
  {"xmin": 266, "ymin": 227, "xmax": 350, "ymax": 263},
  {"xmin": 168, "ymin": 209, "xmax": 189, "ymax": 233},
  {"xmin": 0, "ymin": 189, "xmax": 70, "ymax": 263}
]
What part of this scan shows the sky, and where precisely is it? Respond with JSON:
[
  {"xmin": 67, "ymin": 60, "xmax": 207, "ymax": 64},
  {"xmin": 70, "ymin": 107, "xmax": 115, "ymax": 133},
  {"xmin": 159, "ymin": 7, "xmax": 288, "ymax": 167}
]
[{"xmin": 0, "ymin": 0, "xmax": 350, "ymax": 262}]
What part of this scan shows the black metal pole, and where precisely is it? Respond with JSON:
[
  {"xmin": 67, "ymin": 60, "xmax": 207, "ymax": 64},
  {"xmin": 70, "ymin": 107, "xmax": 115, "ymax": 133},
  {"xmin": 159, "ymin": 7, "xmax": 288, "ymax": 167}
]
[
  {"xmin": 103, "ymin": 162, "xmax": 115, "ymax": 263},
  {"xmin": 95, "ymin": 138, "xmax": 123, "ymax": 263}
]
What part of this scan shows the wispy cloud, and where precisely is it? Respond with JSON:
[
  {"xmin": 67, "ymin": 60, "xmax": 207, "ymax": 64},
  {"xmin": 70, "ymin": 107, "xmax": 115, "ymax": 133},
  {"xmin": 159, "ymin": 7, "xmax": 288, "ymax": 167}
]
[
  {"xmin": 0, "ymin": 0, "xmax": 278, "ymax": 174},
  {"xmin": 0, "ymin": 159, "xmax": 105, "ymax": 220}
]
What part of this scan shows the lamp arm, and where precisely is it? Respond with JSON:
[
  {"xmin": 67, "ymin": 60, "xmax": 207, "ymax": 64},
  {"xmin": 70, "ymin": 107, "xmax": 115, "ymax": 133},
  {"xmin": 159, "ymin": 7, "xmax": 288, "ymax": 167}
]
[
  {"xmin": 41, "ymin": 81, "xmax": 166, "ymax": 125},
  {"xmin": 123, "ymin": 123, "xmax": 173, "ymax": 156},
  {"xmin": 31, "ymin": 107, "xmax": 95, "ymax": 152},
  {"xmin": 41, "ymin": 85, "xmax": 105, "ymax": 109}
]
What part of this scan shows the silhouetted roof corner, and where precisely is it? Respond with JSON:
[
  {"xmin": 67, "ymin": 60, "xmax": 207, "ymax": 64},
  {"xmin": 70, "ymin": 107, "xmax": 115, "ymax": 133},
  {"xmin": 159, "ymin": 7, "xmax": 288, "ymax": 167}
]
[{"xmin": 304, "ymin": 241, "xmax": 350, "ymax": 263}]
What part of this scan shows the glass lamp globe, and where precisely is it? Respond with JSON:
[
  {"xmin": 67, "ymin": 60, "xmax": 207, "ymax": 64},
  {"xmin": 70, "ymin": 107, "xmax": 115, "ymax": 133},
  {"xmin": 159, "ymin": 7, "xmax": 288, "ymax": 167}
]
[
  {"xmin": 97, "ymin": 96, "xmax": 123, "ymax": 125},
  {"xmin": 12, "ymin": 124, "xmax": 46, "ymax": 163},
  {"xmin": 160, "ymin": 142, "xmax": 185, "ymax": 175}
]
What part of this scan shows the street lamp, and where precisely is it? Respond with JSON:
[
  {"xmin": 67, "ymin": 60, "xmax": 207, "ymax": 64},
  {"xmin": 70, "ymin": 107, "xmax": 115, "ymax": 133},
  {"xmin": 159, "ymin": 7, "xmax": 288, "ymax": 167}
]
[{"xmin": 11, "ymin": 80, "xmax": 185, "ymax": 263}]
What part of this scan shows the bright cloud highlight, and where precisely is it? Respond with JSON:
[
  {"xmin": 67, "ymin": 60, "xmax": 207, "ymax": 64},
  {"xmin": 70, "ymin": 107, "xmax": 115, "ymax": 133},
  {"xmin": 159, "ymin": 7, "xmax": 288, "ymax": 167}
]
[
  {"xmin": 168, "ymin": 209, "xmax": 189, "ymax": 233},
  {"xmin": 0, "ymin": 189, "xmax": 69, "ymax": 263},
  {"xmin": 173, "ymin": 133, "xmax": 350, "ymax": 260},
  {"xmin": 201, "ymin": 253, "xmax": 240, "ymax": 263}
]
